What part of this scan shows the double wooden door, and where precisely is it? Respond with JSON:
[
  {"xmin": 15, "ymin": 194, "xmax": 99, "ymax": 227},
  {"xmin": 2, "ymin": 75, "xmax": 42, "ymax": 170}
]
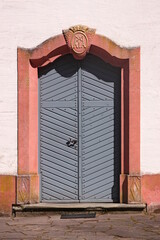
[{"xmin": 39, "ymin": 54, "xmax": 121, "ymax": 202}]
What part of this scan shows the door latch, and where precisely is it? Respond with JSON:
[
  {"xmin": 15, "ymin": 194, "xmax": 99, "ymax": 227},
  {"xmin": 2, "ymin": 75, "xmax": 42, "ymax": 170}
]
[{"xmin": 66, "ymin": 138, "xmax": 77, "ymax": 147}]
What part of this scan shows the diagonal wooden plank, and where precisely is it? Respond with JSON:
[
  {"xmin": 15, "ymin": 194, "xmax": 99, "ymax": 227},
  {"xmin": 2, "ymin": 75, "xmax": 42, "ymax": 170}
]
[
  {"xmin": 41, "ymin": 82, "xmax": 77, "ymax": 100},
  {"xmin": 82, "ymin": 82, "xmax": 114, "ymax": 98},
  {"xmin": 82, "ymin": 75, "xmax": 114, "ymax": 93},
  {"xmin": 41, "ymin": 118, "xmax": 77, "ymax": 137},
  {"xmin": 82, "ymin": 120, "xmax": 114, "ymax": 137},
  {"xmin": 41, "ymin": 76, "xmax": 77, "ymax": 95},
  {"xmin": 83, "ymin": 132, "xmax": 114, "ymax": 149}
]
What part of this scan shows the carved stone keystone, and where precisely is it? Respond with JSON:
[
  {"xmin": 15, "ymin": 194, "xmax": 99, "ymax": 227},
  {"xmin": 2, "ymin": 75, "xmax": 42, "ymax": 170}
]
[{"xmin": 63, "ymin": 25, "xmax": 96, "ymax": 60}]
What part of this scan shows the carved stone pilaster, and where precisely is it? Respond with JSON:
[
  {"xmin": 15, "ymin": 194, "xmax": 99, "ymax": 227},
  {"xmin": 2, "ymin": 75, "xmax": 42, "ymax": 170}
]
[
  {"xmin": 17, "ymin": 175, "xmax": 39, "ymax": 204},
  {"xmin": 17, "ymin": 176, "xmax": 30, "ymax": 204},
  {"xmin": 127, "ymin": 175, "xmax": 141, "ymax": 203}
]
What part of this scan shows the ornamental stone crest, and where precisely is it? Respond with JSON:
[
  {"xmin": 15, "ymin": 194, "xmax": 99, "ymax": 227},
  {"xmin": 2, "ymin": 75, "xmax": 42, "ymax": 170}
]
[{"xmin": 63, "ymin": 25, "xmax": 96, "ymax": 60}]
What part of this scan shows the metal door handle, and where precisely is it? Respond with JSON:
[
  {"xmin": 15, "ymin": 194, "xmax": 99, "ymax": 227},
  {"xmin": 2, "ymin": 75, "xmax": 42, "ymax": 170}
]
[{"xmin": 66, "ymin": 138, "xmax": 77, "ymax": 147}]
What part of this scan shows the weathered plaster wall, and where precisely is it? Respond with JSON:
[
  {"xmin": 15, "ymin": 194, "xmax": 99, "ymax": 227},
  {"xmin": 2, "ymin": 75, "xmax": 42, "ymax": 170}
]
[{"xmin": 0, "ymin": 0, "xmax": 160, "ymax": 174}]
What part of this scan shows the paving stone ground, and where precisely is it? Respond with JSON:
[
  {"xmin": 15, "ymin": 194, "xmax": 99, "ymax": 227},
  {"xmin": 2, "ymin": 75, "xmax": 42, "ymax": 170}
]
[{"xmin": 0, "ymin": 212, "xmax": 160, "ymax": 240}]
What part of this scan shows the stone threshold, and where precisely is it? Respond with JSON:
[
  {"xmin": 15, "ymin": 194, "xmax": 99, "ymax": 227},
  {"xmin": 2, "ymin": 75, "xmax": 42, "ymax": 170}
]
[{"xmin": 12, "ymin": 203, "xmax": 146, "ymax": 215}]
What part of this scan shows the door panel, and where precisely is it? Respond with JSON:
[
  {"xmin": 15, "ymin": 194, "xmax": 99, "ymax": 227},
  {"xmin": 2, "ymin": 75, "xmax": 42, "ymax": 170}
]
[
  {"xmin": 39, "ymin": 55, "xmax": 79, "ymax": 202},
  {"xmin": 80, "ymin": 55, "xmax": 121, "ymax": 202},
  {"xmin": 39, "ymin": 54, "xmax": 121, "ymax": 203}
]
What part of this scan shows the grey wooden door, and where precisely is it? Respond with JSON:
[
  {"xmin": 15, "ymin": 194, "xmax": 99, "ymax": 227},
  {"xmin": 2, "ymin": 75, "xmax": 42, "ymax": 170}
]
[{"xmin": 39, "ymin": 54, "xmax": 121, "ymax": 203}]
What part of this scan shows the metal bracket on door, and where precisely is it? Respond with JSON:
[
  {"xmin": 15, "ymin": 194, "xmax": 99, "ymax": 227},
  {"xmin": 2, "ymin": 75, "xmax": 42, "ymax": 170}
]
[{"xmin": 66, "ymin": 138, "xmax": 77, "ymax": 147}]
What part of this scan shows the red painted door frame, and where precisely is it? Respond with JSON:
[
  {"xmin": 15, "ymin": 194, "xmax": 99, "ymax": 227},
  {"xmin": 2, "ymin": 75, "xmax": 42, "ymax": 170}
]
[{"xmin": 17, "ymin": 27, "xmax": 140, "ymax": 204}]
